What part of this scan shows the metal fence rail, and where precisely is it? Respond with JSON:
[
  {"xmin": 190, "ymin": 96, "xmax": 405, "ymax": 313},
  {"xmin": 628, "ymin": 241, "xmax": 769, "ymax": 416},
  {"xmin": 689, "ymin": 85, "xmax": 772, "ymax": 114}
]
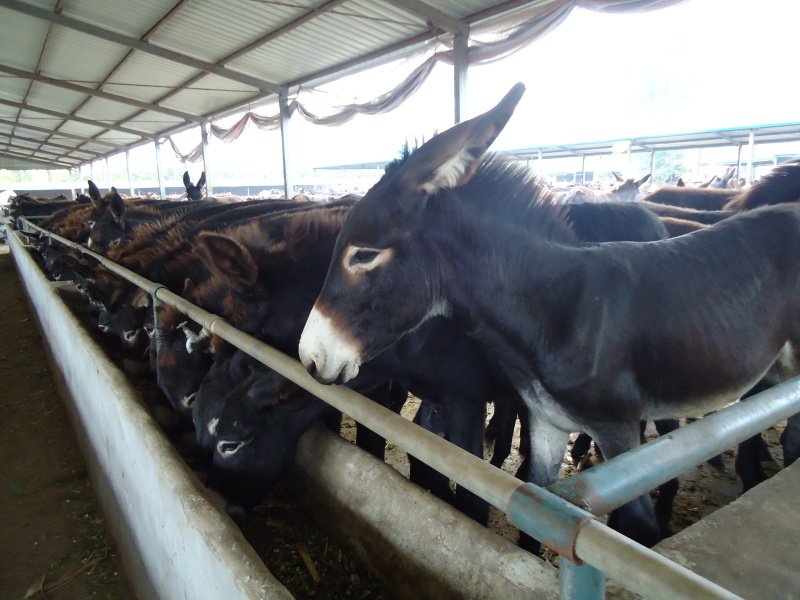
[{"xmin": 15, "ymin": 215, "xmax": 797, "ymax": 600}]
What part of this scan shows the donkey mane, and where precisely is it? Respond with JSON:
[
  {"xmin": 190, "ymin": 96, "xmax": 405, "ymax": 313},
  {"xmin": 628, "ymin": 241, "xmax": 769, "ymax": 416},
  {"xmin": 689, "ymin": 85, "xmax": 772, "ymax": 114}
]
[
  {"xmin": 724, "ymin": 160, "xmax": 800, "ymax": 211},
  {"xmin": 109, "ymin": 217, "xmax": 189, "ymax": 269},
  {"xmin": 456, "ymin": 154, "xmax": 575, "ymax": 243},
  {"xmin": 222, "ymin": 205, "xmax": 351, "ymax": 260},
  {"xmin": 382, "ymin": 148, "xmax": 575, "ymax": 244}
]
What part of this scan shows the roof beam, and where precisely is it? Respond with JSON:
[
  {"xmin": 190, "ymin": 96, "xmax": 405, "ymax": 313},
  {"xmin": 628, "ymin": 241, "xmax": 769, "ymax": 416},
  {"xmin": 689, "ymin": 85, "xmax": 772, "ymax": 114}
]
[
  {"xmin": 715, "ymin": 131, "xmax": 740, "ymax": 145},
  {"xmin": 0, "ymin": 0, "xmax": 284, "ymax": 95},
  {"xmin": 30, "ymin": 0, "xmax": 195, "ymax": 158},
  {"xmin": 0, "ymin": 139, "xmax": 81, "ymax": 163},
  {"xmin": 0, "ymin": 98, "xmax": 153, "ymax": 139},
  {"xmin": 0, "ymin": 132, "xmax": 97, "ymax": 157},
  {"xmin": 73, "ymin": 0, "xmax": 349, "ymax": 148},
  {"xmin": 0, "ymin": 149, "xmax": 73, "ymax": 169},
  {"xmin": 381, "ymin": 0, "xmax": 465, "ymax": 34},
  {"xmin": 0, "ymin": 118, "xmax": 124, "ymax": 149},
  {"xmin": 0, "ymin": 63, "xmax": 204, "ymax": 124}
]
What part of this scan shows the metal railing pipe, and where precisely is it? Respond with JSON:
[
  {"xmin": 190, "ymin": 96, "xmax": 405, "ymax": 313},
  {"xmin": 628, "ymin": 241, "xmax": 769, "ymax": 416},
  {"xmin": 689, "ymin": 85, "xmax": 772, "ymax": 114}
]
[{"xmin": 551, "ymin": 378, "xmax": 800, "ymax": 515}]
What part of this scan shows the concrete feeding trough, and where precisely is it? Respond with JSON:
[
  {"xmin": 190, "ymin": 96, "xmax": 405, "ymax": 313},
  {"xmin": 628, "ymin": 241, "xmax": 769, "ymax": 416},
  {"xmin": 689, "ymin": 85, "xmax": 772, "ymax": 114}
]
[{"xmin": 7, "ymin": 227, "xmax": 563, "ymax": 599}]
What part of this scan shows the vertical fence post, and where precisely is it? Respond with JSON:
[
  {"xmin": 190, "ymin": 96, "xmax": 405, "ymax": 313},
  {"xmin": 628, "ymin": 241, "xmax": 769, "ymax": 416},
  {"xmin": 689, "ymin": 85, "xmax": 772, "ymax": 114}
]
[
  {"xmin": 279, "ymin": 91, "xmax": 294, "ymax": 199},
  {"xmin": 125, "ymin": 149, "xmax": 135, "ymax": 197},
  {"xmin": 453, "ymin": 25, "xmax": 469, "ymax": 125},
  {"xmin": 155, "ymin": 138, "xmax": 166, "ymax": 199},
  {"xmin": 201, "ymin": 123, "xmax": 214, "ymax": 196},
  {"xmin": 560, "ymin": 560, "xmax": 606, "ymax": 600}
]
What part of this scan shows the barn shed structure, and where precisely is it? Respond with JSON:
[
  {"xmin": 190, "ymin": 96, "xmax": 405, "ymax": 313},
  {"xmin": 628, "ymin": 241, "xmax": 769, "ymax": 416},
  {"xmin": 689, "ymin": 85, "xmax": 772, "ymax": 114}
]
[{"xmin": 3, "ymin": 2, "xmax": 800, "ymax": 600}]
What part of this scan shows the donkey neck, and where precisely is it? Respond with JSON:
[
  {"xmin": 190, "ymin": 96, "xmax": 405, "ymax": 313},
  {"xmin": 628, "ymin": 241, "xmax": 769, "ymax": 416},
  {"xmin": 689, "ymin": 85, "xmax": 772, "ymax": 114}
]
[{"xmin": 431, "ymin": 199, "xmax": 588, "ymax": 384}]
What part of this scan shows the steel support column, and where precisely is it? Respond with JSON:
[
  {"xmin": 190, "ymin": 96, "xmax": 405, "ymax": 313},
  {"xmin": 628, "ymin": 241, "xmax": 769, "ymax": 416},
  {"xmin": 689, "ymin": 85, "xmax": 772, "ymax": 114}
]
[
  {"xmin": 155, "ymin": 138, "xmax": 166, "ymax": 199},
  {"xmin": 125, "ymin": 149, "xmax": 134, "ymax": 196},
  {"xmin": 201, "ymin": 123, "xmax": 214, "ymax": 196},
  {"xmin": 560, "ymin": 560, "xmax": 605, "ymax": 600},
  {"xmin": 538, "ymin": 148, "xmax": 543, "ymax": 178},
  {"xmin": 746, "ymin": 129, "xmax": 755, "ymax": 184},
  {"xmin": 650, "ymin": 150, "xmax": 655, "ymax": 180},
  {"xmin": 104, "ymin": 156, "xmax": 111, "ymax": 191},
  {"xmin": 279, "ymin": 92, "xmax": 294, "ymax": 199},
  {"xmin": 453, "ymin": 25, "xmax": 469, "ymax": 124}
]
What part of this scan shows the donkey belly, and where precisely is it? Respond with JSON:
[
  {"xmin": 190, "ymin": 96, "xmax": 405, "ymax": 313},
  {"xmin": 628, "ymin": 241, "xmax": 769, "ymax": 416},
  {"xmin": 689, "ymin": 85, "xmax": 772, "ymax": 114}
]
[{"xmin": 643, "ymin": 356, "xmax": 781, "ymax": 421}]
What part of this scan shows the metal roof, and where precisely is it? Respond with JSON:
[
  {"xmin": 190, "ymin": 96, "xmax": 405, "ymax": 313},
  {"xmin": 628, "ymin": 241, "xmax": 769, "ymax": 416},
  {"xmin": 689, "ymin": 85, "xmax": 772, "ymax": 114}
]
[
  {"xmin": 509, "ymin": 123, "xmax": 800, "ymax": 161},
  {"xmin": 0, "ymin": 0, "xmax": 542, "ymax": 171},
  {"xmin": 313, "ymin": 123, "xmax": 800, "ymax": 172}
]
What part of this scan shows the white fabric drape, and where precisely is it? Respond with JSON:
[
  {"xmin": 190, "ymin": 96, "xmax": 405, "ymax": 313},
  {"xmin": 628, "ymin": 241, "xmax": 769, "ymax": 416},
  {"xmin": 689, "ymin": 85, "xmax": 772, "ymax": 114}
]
[{"xmin": 169, "ymin": 0, "xmax": 687, "ymax": 162}]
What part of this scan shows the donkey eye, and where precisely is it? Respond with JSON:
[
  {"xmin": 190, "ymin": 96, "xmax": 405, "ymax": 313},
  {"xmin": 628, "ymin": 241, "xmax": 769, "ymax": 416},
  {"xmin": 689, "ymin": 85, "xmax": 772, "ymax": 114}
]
[{"xmin": 350, "ymin": 249, "xmax": 379, "ymax": 266}]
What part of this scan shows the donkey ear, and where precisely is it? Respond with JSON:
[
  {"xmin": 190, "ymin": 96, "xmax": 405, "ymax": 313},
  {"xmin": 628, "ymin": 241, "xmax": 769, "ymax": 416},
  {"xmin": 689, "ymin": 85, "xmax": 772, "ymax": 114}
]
[
  {"xmin": 183, "ymin": 171, "xmax": 192, "ymax": 188},
  {"xmin": 197, "ymin": 172, "xmax": 206, "ymax": 189},
  {"xmin": 132, "ymin": 288, "xmax": 151, "ymax": 308},
  {"xmin": 88, "ymin": 180, "xmax": 102, "ymax": 203},
  {"xmin": 396, "ymin": 83, "xmax": 525, "ymax": 195},
  {"xmin": 110, "ymin": 191, "xmax": 126, "ymax": 219},
  {"xmin": 181, "ymin": 277, "xmax": 196, "ymax": 298},
  {"xmin": 637, "ymin": 173, "xmax": 651, "ymax": 187},
  {"xmin": 612, "ymin": 171, "xmax": 624, "ymax": 182},
  {"xmin": 195, "ymin": 233, "xmax": 258, "ymax": 291}
]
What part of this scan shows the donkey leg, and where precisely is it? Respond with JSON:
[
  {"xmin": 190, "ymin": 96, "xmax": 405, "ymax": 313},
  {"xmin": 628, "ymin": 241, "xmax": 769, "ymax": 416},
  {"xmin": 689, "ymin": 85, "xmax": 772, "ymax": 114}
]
[
  {"xmin": 489, "ymin": 389, "xmax": 521, "ymax": 469},
  {"xmin": 652, "ymin": 419, "xmax": 680, "ymax": 536},
  {"xmin": 735, "ymin": 379, "xmax": 775, "ymax": 490},
  {"xmin": 408, "ymin": 400, "xmax": 455, "ymax": 502},
  {"xmin": 448, "ymin": 396, "xmax": 491, "ymax": 525},
  {"xmin": 518, "ymin": 410, "xmax": 571, "ymax": 554},
  {"xmin": 781, "ymin": 412, "xmax": 800, "ymax": 467},
  {"xmin": 590, "ymin": 422, "xmax": 661, "ymax": 548},
  {"xmin": 356, "ymin": 382, "xmax": 407, "ymax": 459}
]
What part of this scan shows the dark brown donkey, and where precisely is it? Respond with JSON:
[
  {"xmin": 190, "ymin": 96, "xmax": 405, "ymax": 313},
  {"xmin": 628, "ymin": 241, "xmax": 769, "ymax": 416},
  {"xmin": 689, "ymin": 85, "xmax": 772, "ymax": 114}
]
[{"xmin": 299, "ymin": 83, "xmax": 800, "ymax": 549}]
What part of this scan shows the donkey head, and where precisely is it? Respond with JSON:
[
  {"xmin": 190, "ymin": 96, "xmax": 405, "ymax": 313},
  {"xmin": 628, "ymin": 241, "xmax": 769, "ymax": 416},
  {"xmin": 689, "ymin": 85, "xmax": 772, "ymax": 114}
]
[
  {"xmin": 184, "ymin": 171, "xmax": 206, "ymax": 201},
  {"xmin": 299, "ymin": 83, "xmax": 526, "ymax": 384}
]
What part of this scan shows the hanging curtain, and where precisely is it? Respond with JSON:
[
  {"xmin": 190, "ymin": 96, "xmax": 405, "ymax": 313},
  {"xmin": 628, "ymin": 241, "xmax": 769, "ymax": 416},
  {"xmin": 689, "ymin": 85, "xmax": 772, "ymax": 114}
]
[{"xmin": 180, "ymin": 0, "xmax": 688, "ymax": 146}]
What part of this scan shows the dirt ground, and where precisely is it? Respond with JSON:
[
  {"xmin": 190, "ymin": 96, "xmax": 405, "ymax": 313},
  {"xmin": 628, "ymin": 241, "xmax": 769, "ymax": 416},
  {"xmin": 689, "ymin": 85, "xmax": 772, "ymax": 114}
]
[
  {"xmin": 0, "ymin": 243, "xmax": 134, "ymax": 600},
  {"xmin": 0, "ymin": 234, "xmax": 789, "ymax": 599}
]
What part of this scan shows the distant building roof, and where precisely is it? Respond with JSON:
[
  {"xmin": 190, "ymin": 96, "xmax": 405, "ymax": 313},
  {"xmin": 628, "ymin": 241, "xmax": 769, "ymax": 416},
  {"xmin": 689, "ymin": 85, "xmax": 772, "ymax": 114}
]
[{"xmin": 315, "ymin": 123, "xmax": 800, "ymax": 172}]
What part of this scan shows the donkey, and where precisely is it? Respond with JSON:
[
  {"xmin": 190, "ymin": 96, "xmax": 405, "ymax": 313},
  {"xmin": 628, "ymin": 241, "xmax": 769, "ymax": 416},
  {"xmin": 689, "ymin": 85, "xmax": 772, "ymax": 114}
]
[
  {"xmin": 299, "ymin": 83, "xmax": 800, "ymax": 549},
  {"xmin": 184, "ymin": 171, "xmax": 206, "ymax": 201}
]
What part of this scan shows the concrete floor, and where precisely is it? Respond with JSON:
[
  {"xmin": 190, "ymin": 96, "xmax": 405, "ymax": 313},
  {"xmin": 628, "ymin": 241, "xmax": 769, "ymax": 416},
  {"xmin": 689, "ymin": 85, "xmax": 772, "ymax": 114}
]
[{"xmin": 653, "ymin": 461, "xmax": 800, "ymax": 600}]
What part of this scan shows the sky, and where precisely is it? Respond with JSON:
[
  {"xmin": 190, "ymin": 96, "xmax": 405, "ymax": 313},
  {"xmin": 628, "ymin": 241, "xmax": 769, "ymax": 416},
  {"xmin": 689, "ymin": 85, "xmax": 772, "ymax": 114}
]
[{"xmin": 7, "ymin": 0, "xmax": 800, "ymax": 188}]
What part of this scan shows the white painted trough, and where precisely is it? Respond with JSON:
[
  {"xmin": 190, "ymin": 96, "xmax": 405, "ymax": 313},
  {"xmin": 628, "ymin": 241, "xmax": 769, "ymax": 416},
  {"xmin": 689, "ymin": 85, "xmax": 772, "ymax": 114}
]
[{"xmin": 7, "ymin": 228, "xmax": 562, "ymax": 599}]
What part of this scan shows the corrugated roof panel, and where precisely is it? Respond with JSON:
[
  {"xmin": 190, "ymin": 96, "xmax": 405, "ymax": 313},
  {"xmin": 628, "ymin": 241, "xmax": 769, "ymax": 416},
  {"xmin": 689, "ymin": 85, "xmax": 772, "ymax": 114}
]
[
  {"xmin": 63, "ymin": 0, "xmax": 169, "ymax": 39},
  {"xmin": 148, "ymin": 0, "xmax": 308, "ymax": 64},
  {"xmin": 17, "ymin": 116, "xmax": 64, "ymax": 131},
  {"xmin": 25, "ymin": 82, "xmax": 91, "ymax": 115},
  {"xmin": 93, "ymin": 131, "xmax": 144, "ymax": 146},
  {"xmin": 0, "ymin": 78, "xmax": 34, "ymax": 104},
  {"xmin": 6, "ymin": 138, "xmax": 40, "ymax": 150},
  {"xmin": 39, "ymin": 25, "xmax": 130, "ymax": 83},
  {"xmin": 104, "ymin": 52, "xmax": 204, "ymax": 104},
  {"xmin": 58, "ymin": 121, "xmax": 109, "ymax": 138},
  {"xmin": 0, "ymin": 7, "xmax": 49, "ymax": 71},
  {"xmin": 75, "ymin": 97, "xmax": 144, "ymax": 124},
  {"xmin": 78, "ymin": 140, "xmax": 124, "ymax": 154},
  {"xmin": 226, "ymin": 6, "xmax": 427, "ymax": 84},
  {"xmin": 159, "ymin": 73, "xmax": 256, "ymax": 116},
  {"xmin": 434, "ymin": 0, "xmax": 499, "ymax": 19},
  {"xmin": 123, "ymin": 112, "xmax": 186, "ymax": 136}
]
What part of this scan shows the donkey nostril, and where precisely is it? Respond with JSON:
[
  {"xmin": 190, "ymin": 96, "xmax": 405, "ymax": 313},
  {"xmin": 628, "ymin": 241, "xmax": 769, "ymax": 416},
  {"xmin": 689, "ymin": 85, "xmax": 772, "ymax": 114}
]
[
  {"xmin": 181, "ymin": 392, "xmax": 197, "ymax": 408},
  {"xmin": 217, "ymin": 440, "xmax": 244, "ymax": 458}
]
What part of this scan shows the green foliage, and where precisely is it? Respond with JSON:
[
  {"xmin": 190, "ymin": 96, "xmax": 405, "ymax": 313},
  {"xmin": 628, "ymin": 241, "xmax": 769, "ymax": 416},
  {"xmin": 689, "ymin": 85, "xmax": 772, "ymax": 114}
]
[{"xmin": 631, "ymin": 150, "xmax": 687, "ymax": 183}]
